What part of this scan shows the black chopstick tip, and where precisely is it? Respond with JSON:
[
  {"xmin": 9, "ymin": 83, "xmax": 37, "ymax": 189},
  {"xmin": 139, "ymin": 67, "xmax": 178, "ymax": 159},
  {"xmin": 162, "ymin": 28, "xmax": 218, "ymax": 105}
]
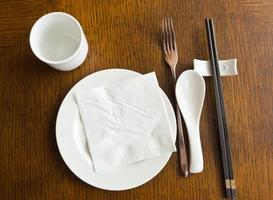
[
  {"xmin": 225, "ymin": 188, "xmax": 237, "ymax": 199},
  {"xmin": 205, "ymin": 18, "xmax": 214, "ymax": 26},
  {"xmin": 231, "ymin": 189, "xmax": 237, "ymax": 200},
  {"xmin": 226, "ymin": 189, "xmax": 232, "ymax": 199}
]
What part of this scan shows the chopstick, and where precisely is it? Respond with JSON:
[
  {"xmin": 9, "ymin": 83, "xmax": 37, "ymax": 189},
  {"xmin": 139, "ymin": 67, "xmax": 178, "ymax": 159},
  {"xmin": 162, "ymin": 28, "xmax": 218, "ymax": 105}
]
[
  {"xmin": 205, "ymin": 18, "xmax": 236, "ymax": 199},
  {"xmin": 208, "ymin": 19, "xmax": 236, "ymax": 199}
]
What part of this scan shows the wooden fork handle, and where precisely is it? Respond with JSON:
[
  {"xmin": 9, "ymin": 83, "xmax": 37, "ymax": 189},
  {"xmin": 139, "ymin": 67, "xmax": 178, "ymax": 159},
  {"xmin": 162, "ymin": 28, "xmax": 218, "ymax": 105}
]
[{"xmin": 175, "ymin": 102, "xmax": 189, "ymax": 177}]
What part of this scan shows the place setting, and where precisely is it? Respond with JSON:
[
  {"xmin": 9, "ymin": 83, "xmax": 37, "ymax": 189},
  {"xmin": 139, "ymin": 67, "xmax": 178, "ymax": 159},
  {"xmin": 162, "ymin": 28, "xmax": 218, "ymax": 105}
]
[{"xmin": 30, "ymin": 12, "xmax": 238, "ymax": 199}]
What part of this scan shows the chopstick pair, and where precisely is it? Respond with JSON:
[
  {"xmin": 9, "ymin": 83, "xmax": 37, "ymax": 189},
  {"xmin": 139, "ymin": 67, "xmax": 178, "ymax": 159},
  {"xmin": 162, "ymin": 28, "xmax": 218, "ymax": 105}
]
[{"xmin": 205, "ymin": 19, "xmax": 236, "ymax": 199}]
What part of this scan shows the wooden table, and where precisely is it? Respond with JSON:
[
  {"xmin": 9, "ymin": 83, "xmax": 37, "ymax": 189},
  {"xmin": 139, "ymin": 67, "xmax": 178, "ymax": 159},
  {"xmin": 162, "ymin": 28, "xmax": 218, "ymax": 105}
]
[{"xmin": 1, "ymin": 0, "xmax": 272, "ymax": 199}]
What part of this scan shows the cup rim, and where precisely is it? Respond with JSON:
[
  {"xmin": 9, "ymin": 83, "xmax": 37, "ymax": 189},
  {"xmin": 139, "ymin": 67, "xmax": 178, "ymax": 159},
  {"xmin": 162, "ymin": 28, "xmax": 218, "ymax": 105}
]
[{"xmin": 29, "ymin": 12, "xmax": 84, "ymax": 65}]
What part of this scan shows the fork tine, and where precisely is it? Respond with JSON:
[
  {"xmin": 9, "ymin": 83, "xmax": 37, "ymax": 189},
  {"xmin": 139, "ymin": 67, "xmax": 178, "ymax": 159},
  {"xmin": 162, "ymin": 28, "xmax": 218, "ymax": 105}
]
[
  {"xmin": 169, "ymin": 18, "xmax": 177, "ymax": 51},
  {"xmin": 162, "ymin": 18, "xmax": 177, "ymax": 53},
  {"xmin": 167, "ymin": 18, "xmax": 173, "ymax": 51},
  {"xmin": 162, "ymin": 19, "xmax": 167, "ymax": 53},
  {"xmin": 164, "ymin": 18, "xmax": 170, "ymax": 52}
]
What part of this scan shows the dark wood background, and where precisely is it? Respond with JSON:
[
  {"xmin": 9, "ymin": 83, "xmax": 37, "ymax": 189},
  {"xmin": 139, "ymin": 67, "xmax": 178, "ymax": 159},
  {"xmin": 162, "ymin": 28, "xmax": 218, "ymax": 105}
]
[{"xmin": 0, "ymin": 0, "xmax": 272, "ymax": 199}]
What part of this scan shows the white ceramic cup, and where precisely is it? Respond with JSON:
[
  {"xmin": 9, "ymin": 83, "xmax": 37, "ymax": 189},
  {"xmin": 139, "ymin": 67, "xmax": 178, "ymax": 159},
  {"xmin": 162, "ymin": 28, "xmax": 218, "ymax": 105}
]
[{"xmin": 30, "ymin": 12, "xmax": 88, "ymax": 71}]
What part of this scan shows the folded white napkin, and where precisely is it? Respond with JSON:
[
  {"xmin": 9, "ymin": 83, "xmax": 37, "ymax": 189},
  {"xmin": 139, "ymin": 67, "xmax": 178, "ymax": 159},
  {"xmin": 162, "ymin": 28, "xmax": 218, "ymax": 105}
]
[{"xmin": 75, "ymin": 72, "xmax": 176, "ymax": 172}]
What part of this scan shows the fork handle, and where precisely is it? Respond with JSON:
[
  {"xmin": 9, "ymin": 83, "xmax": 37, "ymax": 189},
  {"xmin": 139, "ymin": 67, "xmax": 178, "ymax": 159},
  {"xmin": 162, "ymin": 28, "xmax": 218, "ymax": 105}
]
[
  {"xmin": 175, "ymin": 102, "xmax": 189, "ymax": 177},
  {"xmin": 171, "ymin": 69, "xmax": 189, "ymax": 177}
]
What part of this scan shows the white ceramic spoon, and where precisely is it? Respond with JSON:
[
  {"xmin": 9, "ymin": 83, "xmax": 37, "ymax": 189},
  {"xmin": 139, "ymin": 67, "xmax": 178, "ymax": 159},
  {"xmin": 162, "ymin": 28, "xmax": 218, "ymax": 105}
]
[{"xmin": 175, "ymin": 70, "xmax": 206, "ymax": 173}]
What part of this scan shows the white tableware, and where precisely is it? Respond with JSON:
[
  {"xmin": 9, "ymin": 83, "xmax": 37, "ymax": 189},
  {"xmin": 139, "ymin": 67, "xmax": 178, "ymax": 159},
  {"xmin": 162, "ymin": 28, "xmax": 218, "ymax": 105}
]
[
  {"xmin": 175, "ymin": 70, "xmax": 206, "ymax": 173},
  {"xmin": 56, "ymin": 69, "xmax": 176, "ymax": 190},
  {"xmin": 30, "ymin": 12, "xmax": 88, "ymax": 71},
  {"xmin": 193, "ymin": 59, "xmax": 238, "ymax": 77}
]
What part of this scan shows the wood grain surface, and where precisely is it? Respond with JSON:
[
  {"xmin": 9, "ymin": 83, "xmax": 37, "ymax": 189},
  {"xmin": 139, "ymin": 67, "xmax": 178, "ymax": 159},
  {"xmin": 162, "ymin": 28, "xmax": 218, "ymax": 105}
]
[{"xmin": 0, "ymin": 0, "xmax": 272, "ymax": 199}]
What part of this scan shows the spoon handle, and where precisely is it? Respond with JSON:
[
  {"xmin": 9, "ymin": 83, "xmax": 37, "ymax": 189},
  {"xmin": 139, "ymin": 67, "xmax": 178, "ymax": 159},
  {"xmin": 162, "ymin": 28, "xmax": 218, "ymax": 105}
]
[{"xmin": 188, "ymin": 126, "xmax": 203, "ymax": 173}]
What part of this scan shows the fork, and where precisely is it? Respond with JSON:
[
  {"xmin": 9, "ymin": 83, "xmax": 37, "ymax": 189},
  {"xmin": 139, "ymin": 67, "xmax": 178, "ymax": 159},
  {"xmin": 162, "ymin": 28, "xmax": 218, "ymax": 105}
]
[{"xmin": 162, "ymin": 17, "xmax": 189, "ymax": 177}]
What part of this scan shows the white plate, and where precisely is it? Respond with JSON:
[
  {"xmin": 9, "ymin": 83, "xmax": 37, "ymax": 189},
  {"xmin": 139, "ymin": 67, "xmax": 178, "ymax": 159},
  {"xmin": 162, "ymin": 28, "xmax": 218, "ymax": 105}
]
[{"xmin": 56, "ymin": 69, "xmax": 176, "ymax": 190}]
